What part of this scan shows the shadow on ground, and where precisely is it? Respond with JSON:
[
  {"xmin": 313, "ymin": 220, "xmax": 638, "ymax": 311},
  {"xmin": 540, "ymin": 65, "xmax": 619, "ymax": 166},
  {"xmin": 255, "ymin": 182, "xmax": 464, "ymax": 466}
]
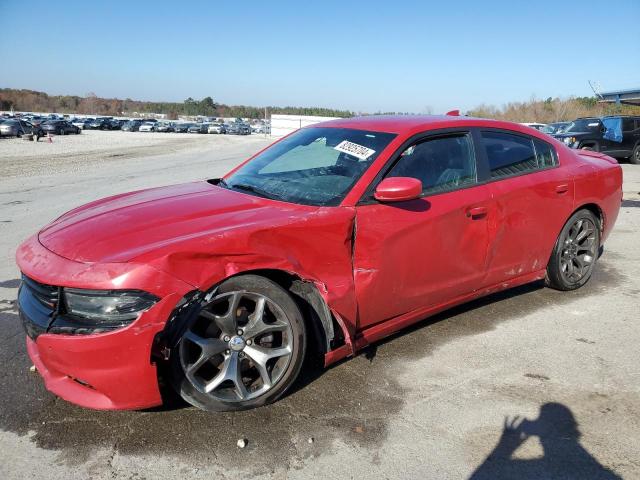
[
  {"xmin": 0, "ymin": 259, "xmax": 630, "ymax": 473},
  {"xmin": 469, "ymin": 402, "xmax": 621, "ymax": 479}
]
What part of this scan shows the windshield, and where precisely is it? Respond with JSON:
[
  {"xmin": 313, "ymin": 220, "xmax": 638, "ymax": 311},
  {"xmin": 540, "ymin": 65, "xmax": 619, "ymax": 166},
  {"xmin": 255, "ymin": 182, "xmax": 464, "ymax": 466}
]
[
  {"xmin": 564, "ymin": 119, "xmax": 601, "ymax": 133},
  {"xmin": 223, "ymin": 127, "xmax": 396, "ymax": 206}
]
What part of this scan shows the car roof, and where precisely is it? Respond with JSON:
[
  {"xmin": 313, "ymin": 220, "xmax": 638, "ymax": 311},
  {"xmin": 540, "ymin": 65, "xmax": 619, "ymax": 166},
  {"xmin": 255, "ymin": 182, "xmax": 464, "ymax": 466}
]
[{"xmin": 310, "ymin": 115, "xmax": 548, "ymax": 135}]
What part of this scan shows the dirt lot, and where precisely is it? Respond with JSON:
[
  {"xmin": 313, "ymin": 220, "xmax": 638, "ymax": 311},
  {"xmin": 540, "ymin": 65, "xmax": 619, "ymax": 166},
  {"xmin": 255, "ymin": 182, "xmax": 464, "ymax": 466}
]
[{"xmin": 0, "ymin": 132, "xmax": 639, "ymax": 479}]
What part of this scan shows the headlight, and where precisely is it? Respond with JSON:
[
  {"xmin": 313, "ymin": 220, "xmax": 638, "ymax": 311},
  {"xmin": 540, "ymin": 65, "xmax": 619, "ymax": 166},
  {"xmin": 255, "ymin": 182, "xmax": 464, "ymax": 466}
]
[
  {"xmin": 63, "ymin": 288, "xmax": 159, "ymax": 325},
  {"xmin": 563, "ymin": 137, "xmax": 576, "ymax": 145}
]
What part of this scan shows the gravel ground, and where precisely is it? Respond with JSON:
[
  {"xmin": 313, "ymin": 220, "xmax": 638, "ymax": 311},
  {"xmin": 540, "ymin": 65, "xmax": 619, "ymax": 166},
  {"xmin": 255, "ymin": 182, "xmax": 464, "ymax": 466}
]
[
  {"xmin": 0, "ymin": 130, "xmax": 268, "ymax": 177},
  {"xmin": 0, "ymin": 136, "xmax": 639, "ymax": 479}
]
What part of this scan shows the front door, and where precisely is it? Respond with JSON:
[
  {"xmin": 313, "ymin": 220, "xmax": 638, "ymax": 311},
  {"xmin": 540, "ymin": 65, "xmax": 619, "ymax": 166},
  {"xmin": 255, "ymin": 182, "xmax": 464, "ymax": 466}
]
[{"xmin": 353, "ymin": 132, "xmax": 492, "ymax": 330}]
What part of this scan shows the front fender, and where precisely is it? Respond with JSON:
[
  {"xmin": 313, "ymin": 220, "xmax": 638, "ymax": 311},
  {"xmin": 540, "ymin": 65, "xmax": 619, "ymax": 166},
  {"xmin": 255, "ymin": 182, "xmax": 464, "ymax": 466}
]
[{"xmin": 142, "ymin": 207, "xmax": 359, "ymax": 342}]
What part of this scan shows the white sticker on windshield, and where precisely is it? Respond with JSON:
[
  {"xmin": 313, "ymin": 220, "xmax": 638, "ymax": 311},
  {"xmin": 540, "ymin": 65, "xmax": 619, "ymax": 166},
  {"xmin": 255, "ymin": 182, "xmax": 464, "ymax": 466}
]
[{"xmin": 334, "ymin": 140, "xmax": 376, "ymax": 160}]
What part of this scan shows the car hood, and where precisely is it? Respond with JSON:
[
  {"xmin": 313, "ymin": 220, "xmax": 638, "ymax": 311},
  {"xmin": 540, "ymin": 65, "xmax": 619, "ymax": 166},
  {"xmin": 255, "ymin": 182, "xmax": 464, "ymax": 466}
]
[{"xmin": 38, "ymin": 182, "xmax": 320, "ymax": 264}]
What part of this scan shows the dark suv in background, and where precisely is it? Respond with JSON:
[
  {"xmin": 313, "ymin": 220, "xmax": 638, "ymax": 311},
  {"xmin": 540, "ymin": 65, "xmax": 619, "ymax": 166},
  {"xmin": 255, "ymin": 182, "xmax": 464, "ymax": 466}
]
[{"xmin": 554, "ymin": 116, "xmax": 640, "ymax": 164}]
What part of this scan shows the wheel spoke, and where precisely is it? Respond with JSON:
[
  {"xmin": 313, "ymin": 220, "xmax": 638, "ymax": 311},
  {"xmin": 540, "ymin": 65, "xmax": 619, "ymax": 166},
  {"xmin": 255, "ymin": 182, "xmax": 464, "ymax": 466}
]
[
  {"xmin": 184, "ymin": 330, "xmax": 227, "ymax": 357},
  {"xmin": 575, "ymin": 224, "xmax": 592, "ymax": 243},
  {"xmin": 244, "ymin": 344, "xmax": 291, "ymax": 369},
  {"xmin": 243, "ymin": 298, "xmax": 288, "ymax": 338},
  {"xmin": 570, "ymin": 220, "xmax": 583, "ymax": 241},
  {"xmin": 203, "ymin": 352, "xmax": 248, "ymax": 399},
  {"xmin": 200, "ymin": 292, "xmax": 242, "ymax": 335}
]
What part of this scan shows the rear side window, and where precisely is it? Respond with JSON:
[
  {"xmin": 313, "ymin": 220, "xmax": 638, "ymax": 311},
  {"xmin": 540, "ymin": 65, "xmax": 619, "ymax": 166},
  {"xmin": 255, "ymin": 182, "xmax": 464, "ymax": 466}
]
[
  {"xmin": 533, "ymin": 138, "xmax": 558, "ymax": 168},
  {"xmin": 481, "ymin": 131, "xmax": 555, "ymax": 179},
  {"xmin": 622, "ymin": 118, "xmax": 636, "ymax": 131}
]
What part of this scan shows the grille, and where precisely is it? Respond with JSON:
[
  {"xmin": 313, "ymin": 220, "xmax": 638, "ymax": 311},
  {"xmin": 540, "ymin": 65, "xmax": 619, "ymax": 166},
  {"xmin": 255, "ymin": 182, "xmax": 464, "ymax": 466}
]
[{"xmin": 21, "ymin": 274, "xmax": 60, "ymax": 312}]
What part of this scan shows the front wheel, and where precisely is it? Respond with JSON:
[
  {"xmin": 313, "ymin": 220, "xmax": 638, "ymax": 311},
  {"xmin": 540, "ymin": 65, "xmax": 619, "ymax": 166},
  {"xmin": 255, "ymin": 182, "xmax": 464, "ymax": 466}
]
[
  {"xmin": 631, "ymin": 144, "xmax": 640, "ymax": 165},
  {"xmin": 546, "ymin": 209, "xmax": 600, "ymax": 291},
  {"xmin": 170, "ymin": 275, "xmax": 306, "ymax": 412}
]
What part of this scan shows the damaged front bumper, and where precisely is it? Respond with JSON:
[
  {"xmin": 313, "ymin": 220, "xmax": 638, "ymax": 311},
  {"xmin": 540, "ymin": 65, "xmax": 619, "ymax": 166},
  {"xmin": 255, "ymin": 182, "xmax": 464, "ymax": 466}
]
[{"xmin": 16, "ymin": 235, "xmax": 194, "ymax": 410}]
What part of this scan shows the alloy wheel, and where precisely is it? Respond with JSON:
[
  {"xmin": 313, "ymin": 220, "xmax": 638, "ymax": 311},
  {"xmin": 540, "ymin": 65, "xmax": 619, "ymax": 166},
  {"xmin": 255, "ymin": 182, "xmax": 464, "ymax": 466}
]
[
  {"xmin": 179, "ymin": 291, "xmax": 294, "ymax": 402},
  {"xmin": 559, "ymin": 217, "xmax": 597, "ymax": 284}
]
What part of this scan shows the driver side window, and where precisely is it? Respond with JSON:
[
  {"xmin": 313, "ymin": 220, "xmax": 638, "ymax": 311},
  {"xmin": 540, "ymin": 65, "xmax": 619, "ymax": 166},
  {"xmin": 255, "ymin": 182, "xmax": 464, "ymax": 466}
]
[{"xmin": 387, "ymin": 133, "xmax": 477, "ymax": 194}]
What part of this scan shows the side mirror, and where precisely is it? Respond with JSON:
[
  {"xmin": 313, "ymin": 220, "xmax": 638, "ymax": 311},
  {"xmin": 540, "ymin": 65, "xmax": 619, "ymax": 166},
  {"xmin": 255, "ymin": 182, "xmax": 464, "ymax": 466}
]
[{"xmin": 374, "ymin": 177, "xmax": 423, "ymax": 203}]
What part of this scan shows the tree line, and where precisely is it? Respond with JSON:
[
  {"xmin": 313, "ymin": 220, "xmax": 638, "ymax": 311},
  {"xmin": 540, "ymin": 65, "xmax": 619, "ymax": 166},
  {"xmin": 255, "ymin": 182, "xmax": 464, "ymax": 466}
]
[
  {"xmin": 0, "ymin": 88, "xmax": 354, "ymax": 119},
  {"xmin": 2, "ymin": 88, "xmax": 639, "ymax": 122},
  {"xmin": 468, "ymin": 96, "xmax": 640, "ymax": 123}
]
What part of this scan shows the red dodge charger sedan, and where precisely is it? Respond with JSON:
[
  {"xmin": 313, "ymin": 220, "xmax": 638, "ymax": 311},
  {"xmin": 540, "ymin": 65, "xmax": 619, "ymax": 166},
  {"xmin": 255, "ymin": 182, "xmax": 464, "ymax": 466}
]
[{"xmin": 16, "ymin": 115, "xmax": 622, "ymax": 412}]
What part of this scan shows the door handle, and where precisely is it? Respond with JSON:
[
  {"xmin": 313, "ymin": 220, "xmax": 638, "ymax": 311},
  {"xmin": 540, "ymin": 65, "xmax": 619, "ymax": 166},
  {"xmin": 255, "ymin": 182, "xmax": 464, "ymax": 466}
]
[
  {"xmin": 555, "ymin": 184, "xmax": 569, "ymax": 194},
  {"xmin": 466, "ymin": 206, "xmax": 488, "ymax": 219}
]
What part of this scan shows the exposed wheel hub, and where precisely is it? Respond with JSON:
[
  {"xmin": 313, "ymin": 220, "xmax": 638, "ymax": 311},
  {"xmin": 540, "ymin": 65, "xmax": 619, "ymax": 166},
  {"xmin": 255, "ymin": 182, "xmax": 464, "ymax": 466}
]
[{"xmin": 228, "ymin": 335, "xmax": 246, "ymax": 351}]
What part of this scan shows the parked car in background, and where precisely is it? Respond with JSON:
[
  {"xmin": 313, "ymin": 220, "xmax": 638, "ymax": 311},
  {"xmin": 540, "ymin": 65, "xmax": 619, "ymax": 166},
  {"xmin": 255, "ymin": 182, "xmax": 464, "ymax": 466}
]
[
  {"xmin": 227, "ymin": 122, "xmax": 251, "ymax": 135},
  {"xmin": 520, "ymin": 122, "xmax": 548, "ymax": 131},
  {"xmin": 88, "ymin": 118, "xmax": 113, "ymax": 130},
  {"xmin": 207, "ymin": 123, "xmax": 225, "ymax": 134},
  {"xmin": 16, "ymin": 116, "xmax": 623, "ymax": 413},
  {"xmin": 0, "ymin": 119, "xmax": 43, "ymax": 138},
  {"xmin": 27, "ymin": 116, "xmax": 46, "ymax": 127},
  {"xmin": 155, "ymin": 122, "xmax": 175, "ymax": 132},
  {"xmin": 174, "ymin": 123, "xmax": 191, "ymax": 133},
  {"xmin": 72, "ymin": 118, "xmax": 93, "ymax": 130},
  {"xmin": 109, "ymin": 119, "xmax": 126, "ymax": 130},
  {"xmin": 187, "ymin": 123, "xmax": 208, "ymax": 133},
  {"xmin": 541, "ymin": 122, "xmax": 570, "ymax": 136},
  {"xmin": 251, "ymin": 123, "xmax": 269, "ymax": 134},
  {"xmin": 41, "ymin": 120, "xmax": 81, "ymax": 135},
  {"xmin": 122, "ymin": 120, "xmax": 143, "ymax": 132},
  {"xmin": 554, "ymin": 116, "xmax": 640, "ymax": 163},
  {"xmin": 139, "ymin": 122, "xmax": 156, "ymax": 132}
]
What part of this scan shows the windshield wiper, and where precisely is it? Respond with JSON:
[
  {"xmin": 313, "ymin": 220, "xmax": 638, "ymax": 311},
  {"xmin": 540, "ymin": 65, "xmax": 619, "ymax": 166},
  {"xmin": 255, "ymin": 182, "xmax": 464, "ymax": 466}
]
[{"xmin": 229, "ymin": 182, "xmax": 282, "ymax": 201}]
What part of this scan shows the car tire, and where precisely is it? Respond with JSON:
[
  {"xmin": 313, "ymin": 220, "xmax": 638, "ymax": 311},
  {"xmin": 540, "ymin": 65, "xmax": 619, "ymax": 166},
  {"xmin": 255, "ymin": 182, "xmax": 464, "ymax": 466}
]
[
  {"xmin": 170, "ymin": 274, "xmax": 307, "ymax": 412},
  {"xmin": 631, "ymin": 144, "xmax": 640, "ymax": 165},
  {"xmin": 545, "ymin": 209, "xmax": 600, "ymax": 291}
]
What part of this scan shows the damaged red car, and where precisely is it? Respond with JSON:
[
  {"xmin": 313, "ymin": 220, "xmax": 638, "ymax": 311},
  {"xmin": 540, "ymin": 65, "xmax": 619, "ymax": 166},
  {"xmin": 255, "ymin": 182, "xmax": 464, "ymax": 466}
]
[{"xmin": 16, "ymin": 115, "xmax": 622, "ymax": 412}]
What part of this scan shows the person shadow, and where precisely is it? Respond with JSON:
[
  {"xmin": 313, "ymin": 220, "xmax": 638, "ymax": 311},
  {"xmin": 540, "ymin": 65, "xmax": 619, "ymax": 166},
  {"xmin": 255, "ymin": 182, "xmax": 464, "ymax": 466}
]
[{"xmin": 469, "ymin": 402, "xmax": 621, "ymax": 480}]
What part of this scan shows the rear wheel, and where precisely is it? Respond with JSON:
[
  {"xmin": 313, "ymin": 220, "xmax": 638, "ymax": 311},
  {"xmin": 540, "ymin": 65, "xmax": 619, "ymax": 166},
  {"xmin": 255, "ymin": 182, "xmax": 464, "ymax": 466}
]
[
  {"xmin": 170, "ymin": 275, "xmax": 306, "ymax": 412},
  {"xmin": 546, "ymin": 209, "xmax": 600, "ymax": 291},
  {"xmin": 631, "ymin": 144, "xmax": 640, "ymax": 165}
]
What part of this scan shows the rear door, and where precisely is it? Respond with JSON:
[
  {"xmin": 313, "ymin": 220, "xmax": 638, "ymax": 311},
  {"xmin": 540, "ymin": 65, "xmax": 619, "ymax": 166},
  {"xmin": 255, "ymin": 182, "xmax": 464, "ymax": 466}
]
[
  {"xmin": 478, "ymin": 130, "xmax": 575, "ymax": 286},
  {"xmin": 353, "ymin": 130, "xmax": 492, "ymax": 329},
  {"xmin": 621, "ymin": 117, "xmax": 639, "ymax": 156}
]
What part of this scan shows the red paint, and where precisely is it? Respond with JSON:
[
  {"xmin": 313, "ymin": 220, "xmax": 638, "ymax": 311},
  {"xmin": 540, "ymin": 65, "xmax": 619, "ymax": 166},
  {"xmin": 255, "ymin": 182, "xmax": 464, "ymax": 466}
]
[
  {"xmin": 16, "ymin": 115, "xmax": 623, "ymax": 409},
  {"xmin": 373, "ymin": 177, "xmax": 423, "ymax": 202}
]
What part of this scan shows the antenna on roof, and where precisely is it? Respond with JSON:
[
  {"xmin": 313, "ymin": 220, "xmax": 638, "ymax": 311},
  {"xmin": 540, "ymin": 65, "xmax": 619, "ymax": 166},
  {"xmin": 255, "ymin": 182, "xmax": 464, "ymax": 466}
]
[
  {"xmin": 588, "ymin": 80, "xmax": 603, "ymax": 100},
  {"xmin": 446, "ymin": 109, "xmax": 460, "ymax": 116}
]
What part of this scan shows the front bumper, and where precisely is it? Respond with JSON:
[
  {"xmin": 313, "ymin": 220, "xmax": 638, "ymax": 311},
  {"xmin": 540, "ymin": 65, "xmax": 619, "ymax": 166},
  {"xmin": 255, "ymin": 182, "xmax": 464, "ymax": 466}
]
[{"xmin": 17, "ymin": 235, "xmax": 194, "ymax": 410}]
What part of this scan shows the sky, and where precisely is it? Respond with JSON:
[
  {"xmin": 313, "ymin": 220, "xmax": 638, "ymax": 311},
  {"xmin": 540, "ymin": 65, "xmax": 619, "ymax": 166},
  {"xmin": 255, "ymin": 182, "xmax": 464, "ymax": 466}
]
[{"xmin": 1, "ymin": 0, "xmax": 639, "ymax": 113}]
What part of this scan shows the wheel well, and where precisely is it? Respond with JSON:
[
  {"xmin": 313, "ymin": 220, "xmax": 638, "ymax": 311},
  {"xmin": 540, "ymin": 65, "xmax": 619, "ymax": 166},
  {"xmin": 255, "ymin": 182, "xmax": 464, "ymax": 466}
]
[
  {"xmin": 234, "ymin": 269, "xmax": 342, "ymax": 355},
  {"xmin": 574, "ymin": 203, "xmax": 604, "ymax": 233}
]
